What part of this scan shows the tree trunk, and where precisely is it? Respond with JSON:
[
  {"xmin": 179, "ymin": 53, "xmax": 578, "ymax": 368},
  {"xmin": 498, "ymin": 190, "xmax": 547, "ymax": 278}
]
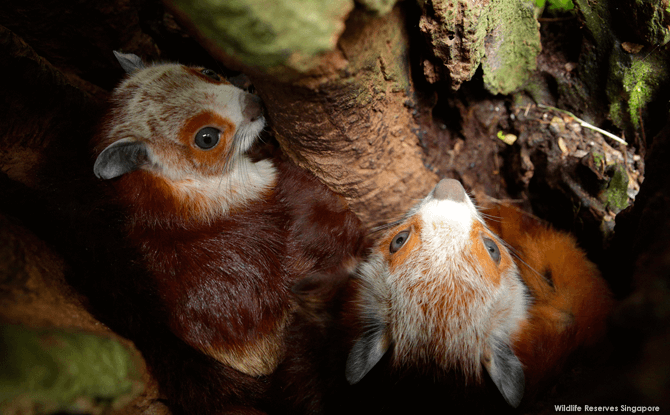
[{"xmin": 250, "ymin": 7, "xmax": 439, "ymax": 226}]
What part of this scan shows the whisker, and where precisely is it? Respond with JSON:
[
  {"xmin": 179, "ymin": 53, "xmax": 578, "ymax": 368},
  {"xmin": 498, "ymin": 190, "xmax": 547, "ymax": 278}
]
[
  {"xmin": 479, "ymin": 213, "xmax": 502, "ymax": 223},
  {"xmin": 370, "ymin": 220, "xmax": 402, "ymax": 234},
  {"xmin": 369, "ymin": 212, "xmax": 413, "ymax": 234},
  {"xmin": 217, "ymin": 172, "xmax": 225, "ymax": 193}
]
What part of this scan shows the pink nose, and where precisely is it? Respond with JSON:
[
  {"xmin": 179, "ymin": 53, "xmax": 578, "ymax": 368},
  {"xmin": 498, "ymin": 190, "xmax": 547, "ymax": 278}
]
[
  {"xmin": 242, "ymin": 93, "xmax": 264, "ymax": 122},
  {"xmin": 433, "ymin": 179, "xmax": 466, "ymax": 202}
]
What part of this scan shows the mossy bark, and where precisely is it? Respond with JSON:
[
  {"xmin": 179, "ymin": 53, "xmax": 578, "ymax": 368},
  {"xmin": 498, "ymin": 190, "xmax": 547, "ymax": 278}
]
[
  {"xmin": 165, "ymin": 0, "xmax": 354, "ymax": 70},
  {"xmin": 418, "ymin": 0, "xmax": 541, "ymax": 94},
  {"xmin": 572, "ymin": 0, "xmax": 670, "ymax": 135},
  {"xmin": 0, "ymin": 325, "xmax": 145, "ymax": 415}
]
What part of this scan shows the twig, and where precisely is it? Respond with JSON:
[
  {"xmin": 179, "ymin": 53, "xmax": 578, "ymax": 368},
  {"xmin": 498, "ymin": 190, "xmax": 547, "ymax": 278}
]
[{"xmin": 537, "ymin": 104, "xmax": 627, "ymax": 146}]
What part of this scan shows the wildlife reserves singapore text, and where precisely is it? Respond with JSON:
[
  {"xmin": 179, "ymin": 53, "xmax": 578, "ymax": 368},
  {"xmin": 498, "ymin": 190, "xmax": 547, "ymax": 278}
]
[{"xmin": 555, "ymin": 405, "xmax": 661, "ymax": 413}]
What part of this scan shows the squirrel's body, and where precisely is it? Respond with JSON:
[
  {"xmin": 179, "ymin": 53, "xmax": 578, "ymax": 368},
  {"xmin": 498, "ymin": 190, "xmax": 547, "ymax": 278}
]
[
  {"xmin": 93, "ymin": 53, "xmax": 366, "ymax": 414},
  {"xmin": 482, "ymin": 202, "xmax": 612, "ymax": 393}
]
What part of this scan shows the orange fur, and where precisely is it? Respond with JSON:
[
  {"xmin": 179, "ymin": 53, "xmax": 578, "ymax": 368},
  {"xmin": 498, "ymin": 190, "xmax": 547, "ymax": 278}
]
[
  {"xmin": 482, "ymin": 201, "xmax": 613, "ymax": 391},
  {"xmin": 383, "ymin": 218, "xmax": 422, "ymax": 274},
  {"xmin": 177, "ymin": 111, "xmax": 237, "ymax": 175}
]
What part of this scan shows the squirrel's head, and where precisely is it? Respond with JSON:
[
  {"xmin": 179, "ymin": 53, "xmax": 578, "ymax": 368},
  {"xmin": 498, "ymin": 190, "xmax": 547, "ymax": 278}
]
[
  {"xmin": 347, "ymin": 179, "xmax": 528, "ymax": 407},
  {"xmin": 94, "ymin": 51, "xmax": 266, "ymax": 181},
  {"xmin": 93, "ymin": 52, "xmax": 275, "ymax": 224}
]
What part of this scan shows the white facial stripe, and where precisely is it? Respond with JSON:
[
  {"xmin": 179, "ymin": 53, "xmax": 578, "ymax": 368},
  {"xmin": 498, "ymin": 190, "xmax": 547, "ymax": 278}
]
[
  {"xmin": 420, "ymin": 199, "xmax": 474, "ymax": 258},
  {"xmin": 234, "ymin": 117, "xmax": 266, "ymax": 153}
]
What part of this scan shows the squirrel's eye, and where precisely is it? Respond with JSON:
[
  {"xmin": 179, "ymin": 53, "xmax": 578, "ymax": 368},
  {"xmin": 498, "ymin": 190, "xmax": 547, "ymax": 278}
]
[
  {"xmin": 482, "ymin": 237, "xmax": 501, "ymax": 264},
  {"xmin": 201, "ymin": 68, "xmax": 221, "ymax": 82},
  {"xmin": 194, "ymin": 127, "xmax": 221, "ymax": 150},
  {"xmin": 390, "ymin": 230, "xmax": 410, "ymax": 254}
]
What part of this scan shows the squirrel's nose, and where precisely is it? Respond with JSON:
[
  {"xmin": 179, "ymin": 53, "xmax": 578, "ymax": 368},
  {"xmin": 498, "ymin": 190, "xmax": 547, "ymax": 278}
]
[
  {"xmin": 433, "ymin": 179, "xmax": 466, "ymax": 203},
  {"xmin": 242, "ymin": 93, "xmax": 264, "ymax": 122}
]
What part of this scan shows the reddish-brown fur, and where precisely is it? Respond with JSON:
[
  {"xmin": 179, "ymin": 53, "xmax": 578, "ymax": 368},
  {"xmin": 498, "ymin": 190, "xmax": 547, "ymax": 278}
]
[
  {"xmin": 92, "ymin": 56, "xmax": 368, "ymax": 414},
  {"xmin": 102, "ymin": 154, "xmax": 367, "ymax": 414},
  {"xmin": 93, "ymin": 53, "xmax": 611, "ymax": 413},
  {"xmin": 482, "ymin": 202, "xmax": 613, "ymax": 392}
]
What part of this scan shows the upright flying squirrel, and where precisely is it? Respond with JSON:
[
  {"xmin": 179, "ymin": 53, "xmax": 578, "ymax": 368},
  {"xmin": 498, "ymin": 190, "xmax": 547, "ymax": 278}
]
[{"xmin": 92, "ymin": 52, "xmax": 367, "ymax": 414}]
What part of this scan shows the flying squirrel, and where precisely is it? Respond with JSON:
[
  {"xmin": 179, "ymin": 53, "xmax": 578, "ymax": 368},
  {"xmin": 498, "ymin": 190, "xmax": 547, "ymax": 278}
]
[
  {"xmin": 92, "ymin": 52, "xmax": 367, "ymax": 414},
  {"xmin": 294, "ymin": 178, "xmax": 613, "ymax": 412}
]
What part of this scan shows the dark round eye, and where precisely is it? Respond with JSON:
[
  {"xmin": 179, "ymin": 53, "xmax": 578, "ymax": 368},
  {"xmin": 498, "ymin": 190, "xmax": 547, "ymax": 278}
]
[
  {"xmin": 201, "ymin": 68, "xmax": 221, "ymax": 82},
  {"xmin": 483, "ymin": 237, "xmax": 501, "ymax": 264},
  {"xmin": 194, "ymin": 127, "xmax": 221, "ymax": 150},
  {"xmin": 390, "ymin": 230, "xmax": 410, "ymax": 254}
]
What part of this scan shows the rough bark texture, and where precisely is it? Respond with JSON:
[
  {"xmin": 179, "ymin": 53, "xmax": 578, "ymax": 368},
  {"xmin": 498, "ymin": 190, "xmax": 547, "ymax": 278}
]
[
  {"xmin": 1, "ymin": 0, "xmax": 669, "ymax": 413},
  {"xmin": 418, "ymin": 0, "xmax": 542, "ymax": 94},
  {"xmin": 250, "ymin": 7, "xmax": 439, "ymax": 226}
]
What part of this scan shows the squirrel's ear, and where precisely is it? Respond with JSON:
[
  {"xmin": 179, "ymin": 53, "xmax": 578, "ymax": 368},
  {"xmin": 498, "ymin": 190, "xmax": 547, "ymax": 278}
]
[
  {"xmin": 482, "ymin": 339, "xmax": 525, "ymax": 408},
  {"xmin": 94, "ymin": 138, "xmax": 148, "ymax": 180},
  {"xmin": 345, "ymin": 324, "xmax": 390, "ymax": 385},
  {"xmin": 113, "ymin": 51, "xmax": 146, "ymax": 74}
]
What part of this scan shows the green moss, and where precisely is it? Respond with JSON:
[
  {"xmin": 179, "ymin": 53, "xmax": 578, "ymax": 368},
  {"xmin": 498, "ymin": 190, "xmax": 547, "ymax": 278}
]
[
  {"xmin": 575, "ymin": 0, "xmax": 670, "ymax": 133},
  {"xmin": 622, "ymin": 54, "xmax": 668, "ymax": 129},
  {"xmin": 534, "ymin": 0, "xmax": 574, "ymax": 12},
  {"xmin": 459, "ymin": 0, "xmax": 488, "ymax": 82},
  {"xmin": 607, "ymin": 51, "xmax": 668, "ymax": 130},
  {"xmin": 573, "ymin": 0, "xmax": 609, "ymax": 47},
  {"xmin": 606, "ymin": 47, "xmax": 632, "ymax": 129},
  {"xmin": 632, "ymin": 0, "xmax": 670, "ymax": 46},
  {"xmin": 422, "ymin": 0, "xmax": 487, "ymax": 85},
  {"xmin": 482, "ymin": 0, "xmax": 542, "ymax": 95},
  {"xmin": 0, "ymin": 325, "xmax": 144, "ymax": 415},
  {"xmin": 170, "ymin": 0, "xmax": 354, "ymax": 69},
  {"xmin": 468, "ymin": 1, "xmax": 489, "ymax": 78},
  {"xmin": 601, "ymin": 164, "xmax": 630, "ymax": 213}
]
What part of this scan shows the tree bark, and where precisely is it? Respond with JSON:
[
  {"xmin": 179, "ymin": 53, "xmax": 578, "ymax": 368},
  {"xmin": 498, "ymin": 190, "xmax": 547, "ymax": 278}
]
[{"xmin": 250, "ymin": 7, "xmax": 439, "ymax": 226}]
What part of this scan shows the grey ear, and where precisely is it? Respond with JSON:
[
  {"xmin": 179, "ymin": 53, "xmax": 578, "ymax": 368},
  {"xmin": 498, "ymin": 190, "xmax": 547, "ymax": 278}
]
[
  {"xmin": 113, "ymin": 51, "xmax": 146, "ymax": 74},
  {"xmin": 483, "ymin": 339, "xmax": 525, "ymax": 408},
  {"xmin": 345, "ymin": 325, "xmax": 390, "ymax": 384},
  {"xmin": 94, "ymin": 138, "xmax": 148, "ymax": 180}
]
